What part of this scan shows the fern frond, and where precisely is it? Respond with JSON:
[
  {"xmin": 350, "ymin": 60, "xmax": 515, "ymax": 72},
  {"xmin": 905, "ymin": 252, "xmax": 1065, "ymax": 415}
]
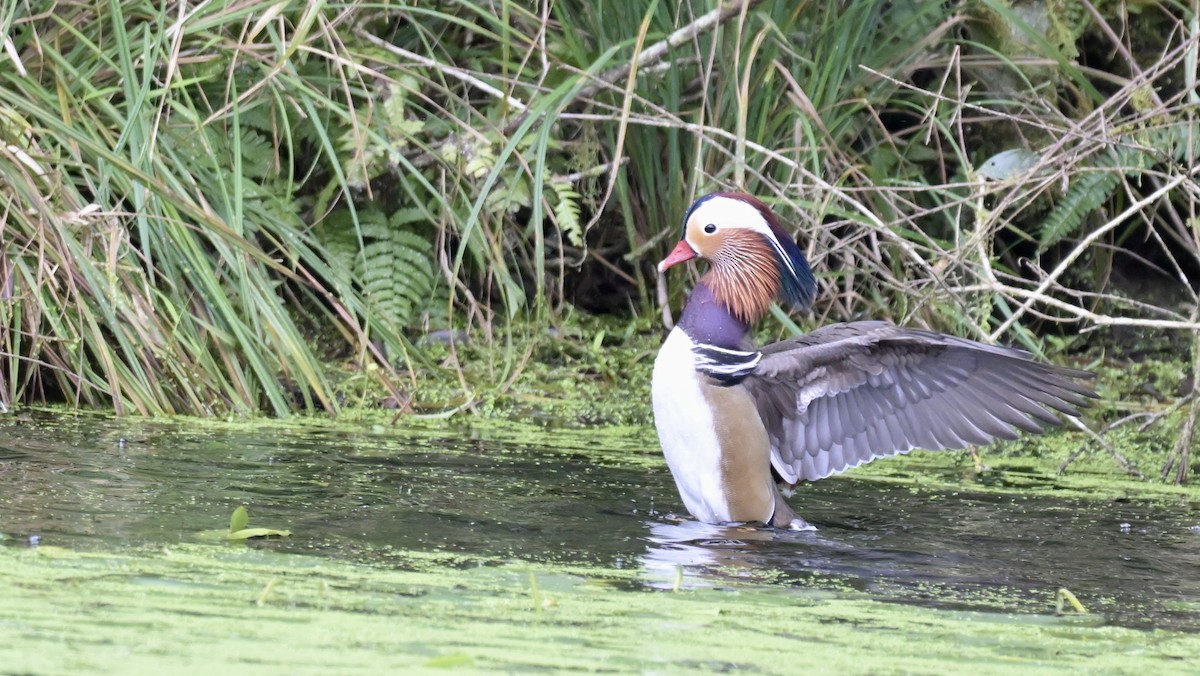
[
  {"xmin": 357, "ymin": 214, "xmax": 435, "ymax": 333},
  {"xmin": 1038, "ymin": 162, "xmax": 1122, "ymax": 252},
  {"xmin": 1038, "ymin": 134, "xmax": 1163, "ymax": 252},
  {"xmin": 551, "ymin": 181, "xmax": 584, "ymax": 247}
]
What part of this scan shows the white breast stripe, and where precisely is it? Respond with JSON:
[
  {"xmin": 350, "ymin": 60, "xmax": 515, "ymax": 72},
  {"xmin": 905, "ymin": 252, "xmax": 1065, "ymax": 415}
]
[{"xmin": 692, "ymin": 343, "xmax": 762, "ymax": 383}]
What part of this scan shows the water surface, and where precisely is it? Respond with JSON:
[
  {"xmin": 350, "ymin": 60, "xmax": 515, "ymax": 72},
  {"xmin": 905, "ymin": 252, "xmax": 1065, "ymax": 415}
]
[{"xmin": 2, "ymin": 412, "xmax": 1197, "ymax": 632}]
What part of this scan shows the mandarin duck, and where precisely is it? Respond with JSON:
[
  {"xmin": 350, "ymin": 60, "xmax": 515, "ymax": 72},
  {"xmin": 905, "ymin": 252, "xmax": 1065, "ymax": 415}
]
[{"xmin": 651, "ymin": 192, "xmax": 1095, "ymax": 531}]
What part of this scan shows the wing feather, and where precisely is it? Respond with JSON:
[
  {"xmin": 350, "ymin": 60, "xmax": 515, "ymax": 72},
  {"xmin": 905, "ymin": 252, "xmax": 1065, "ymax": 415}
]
[
  {"xmin": 966, "ymin": 374, "xmax": 1049, "ymax": 433},
  {"xmin": 747, "ymin": 321, "xmax": 1097, "ymax": 482}
]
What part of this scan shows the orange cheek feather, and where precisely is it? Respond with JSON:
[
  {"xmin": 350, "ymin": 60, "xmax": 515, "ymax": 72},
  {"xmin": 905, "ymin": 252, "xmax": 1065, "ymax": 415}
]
[{"xmin": 704, "ymin": 230, "xmax": 781, "ymax": 324}]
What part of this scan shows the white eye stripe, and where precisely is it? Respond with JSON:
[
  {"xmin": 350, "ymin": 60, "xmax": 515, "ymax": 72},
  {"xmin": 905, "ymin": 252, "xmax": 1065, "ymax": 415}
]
[
  {"xmin": 688, "ymin": 196, "xmax": 795, "ymax": 274},
  {"xmin": 689, "ymin": 196, "xmax": 770, "ymax": 234}
]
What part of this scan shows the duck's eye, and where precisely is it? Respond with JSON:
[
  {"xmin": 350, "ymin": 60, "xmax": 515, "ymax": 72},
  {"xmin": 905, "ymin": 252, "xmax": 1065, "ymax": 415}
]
[{"xmin": 703, "ymin": 223, "xmax": 717, "ymax": 234}]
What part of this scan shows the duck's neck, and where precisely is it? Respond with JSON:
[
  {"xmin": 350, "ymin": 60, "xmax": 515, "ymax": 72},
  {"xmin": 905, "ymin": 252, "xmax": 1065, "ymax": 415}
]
[{"xmin": 677, "ymin": 281, "xmax": 753, "ymax": 350}]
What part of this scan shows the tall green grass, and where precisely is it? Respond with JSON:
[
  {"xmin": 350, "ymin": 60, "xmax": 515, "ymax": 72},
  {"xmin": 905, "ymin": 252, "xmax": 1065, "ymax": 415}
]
[{"xmin": 2, "ymin": 0, "xmax": 1199, "ymax": 446}]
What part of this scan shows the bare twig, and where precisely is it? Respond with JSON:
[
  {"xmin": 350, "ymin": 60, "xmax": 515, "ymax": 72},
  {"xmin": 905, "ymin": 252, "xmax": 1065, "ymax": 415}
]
[
  {"xmin": 391, "ymin": 0, "xmax": 762, "ymax": 171},
  {"xmin": 988, "ymin": 167, "xmax": 1200, "ymax": 340},
  {"xmin": 356, "ymin": 31, "xmax": 528, "ymax": 112},
  {"xmin": 1057, "ymin": 415, "xmax": 1144, "ymax": 478},
  {"xmin": 589, "ymin": 0, "xmax": 763, "ymax": 101}
]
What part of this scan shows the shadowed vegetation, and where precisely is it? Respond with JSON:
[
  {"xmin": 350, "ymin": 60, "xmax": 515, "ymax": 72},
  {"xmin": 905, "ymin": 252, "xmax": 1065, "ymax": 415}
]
[{"xmin": 1, "ymin": 1, "xmax": 1198, "ymax": 476}]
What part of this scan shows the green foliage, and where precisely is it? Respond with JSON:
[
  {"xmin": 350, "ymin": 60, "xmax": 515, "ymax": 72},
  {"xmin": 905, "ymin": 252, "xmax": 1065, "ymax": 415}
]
[
  {"xmin": 228, "ymin": 506, "xmax": 291, "ymax": 540},
  {"xmin": 1039, "ymin": 123, "xmax": 1198, "ymax": 252},
  {"xmin": 2, "ymin": 0, "xmax": 1199, "ymax": 427},
  {"xmin": 551, "ymin": 182, "xmax": 585, "ymax": 249},
  {"xmin": 1037, "ymin": 148, "xmax": 1135, "ymax": 252},
  {"xmin": 0, "ymin": 0, "xmax": 424, "ymax": 415},
  {"xmin": 319, "ymin": 207, "xmax": 439, "ymax": 337}
]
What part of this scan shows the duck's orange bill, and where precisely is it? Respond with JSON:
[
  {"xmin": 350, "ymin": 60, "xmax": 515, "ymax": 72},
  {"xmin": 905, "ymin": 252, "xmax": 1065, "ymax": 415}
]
[{"xmin": 658, "ymin": 240, "xmax": 697, "ymax": 272}]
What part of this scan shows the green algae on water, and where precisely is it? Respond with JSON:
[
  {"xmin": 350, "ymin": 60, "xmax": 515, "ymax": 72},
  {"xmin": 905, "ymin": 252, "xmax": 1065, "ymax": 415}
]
[{"xmin": 2, "ymin": 544, "xmax": 1200, "ymax": 674}]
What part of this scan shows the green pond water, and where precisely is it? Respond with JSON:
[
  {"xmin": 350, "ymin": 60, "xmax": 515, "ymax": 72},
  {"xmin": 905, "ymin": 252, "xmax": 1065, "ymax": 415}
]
[{"xmin": 2, "ymin": 412, "xmax": 1200, "ymax": 673}]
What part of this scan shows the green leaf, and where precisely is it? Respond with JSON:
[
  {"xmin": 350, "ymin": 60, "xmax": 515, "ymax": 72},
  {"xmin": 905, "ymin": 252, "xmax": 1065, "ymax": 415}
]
[
  {"xmin": 229, "ymin": 527, "xmax": 293, "ymax": 540},
  {"xmin": 228, "ymin": 506, "xmax": 291, "ymax": 539},
  {"xmin": 230, "ymin": 506, "xmax": 249, "ymax": 534},
  {"xmin": 551, "ymin": 182, "xmax": 584, "ymax": 247}
]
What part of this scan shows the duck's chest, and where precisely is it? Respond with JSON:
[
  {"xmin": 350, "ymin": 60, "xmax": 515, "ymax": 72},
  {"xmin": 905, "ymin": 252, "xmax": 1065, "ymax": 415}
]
[{"xmin": 650, "ymin": 328, "xmax": 773, "ymax": 524}]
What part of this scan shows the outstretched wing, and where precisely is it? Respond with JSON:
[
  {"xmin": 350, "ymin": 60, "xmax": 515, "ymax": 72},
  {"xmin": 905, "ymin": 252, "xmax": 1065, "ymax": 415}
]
[{"xmin": 744, "ymin": 321, "xmax": 1096, "ymax": 483}]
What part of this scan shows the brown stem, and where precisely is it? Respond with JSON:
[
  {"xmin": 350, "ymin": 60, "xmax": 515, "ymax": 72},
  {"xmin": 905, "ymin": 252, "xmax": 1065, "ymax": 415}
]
[{"xmin": 1163, "ymin": 322, "xmax": 1200, "ymax": 484}]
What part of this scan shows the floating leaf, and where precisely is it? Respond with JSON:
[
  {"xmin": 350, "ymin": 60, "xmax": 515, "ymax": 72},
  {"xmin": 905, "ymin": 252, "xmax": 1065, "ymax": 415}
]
[
  {"xmin": 230, "ymin": 506, "xmax": 250, "ymax": 534},
  {"xmin": 228, "ymin": 506, "xmax": 291, "ymax": 540},
  {"xmin": 230, "ymin": 527, "xmax": 292, "ymax": 540}
]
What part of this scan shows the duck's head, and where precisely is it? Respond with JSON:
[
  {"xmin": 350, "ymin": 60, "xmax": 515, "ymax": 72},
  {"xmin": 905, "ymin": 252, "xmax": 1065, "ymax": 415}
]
[{"xmin": 658, "ymin": 192, "xmax": 816, "ymax": 323}]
